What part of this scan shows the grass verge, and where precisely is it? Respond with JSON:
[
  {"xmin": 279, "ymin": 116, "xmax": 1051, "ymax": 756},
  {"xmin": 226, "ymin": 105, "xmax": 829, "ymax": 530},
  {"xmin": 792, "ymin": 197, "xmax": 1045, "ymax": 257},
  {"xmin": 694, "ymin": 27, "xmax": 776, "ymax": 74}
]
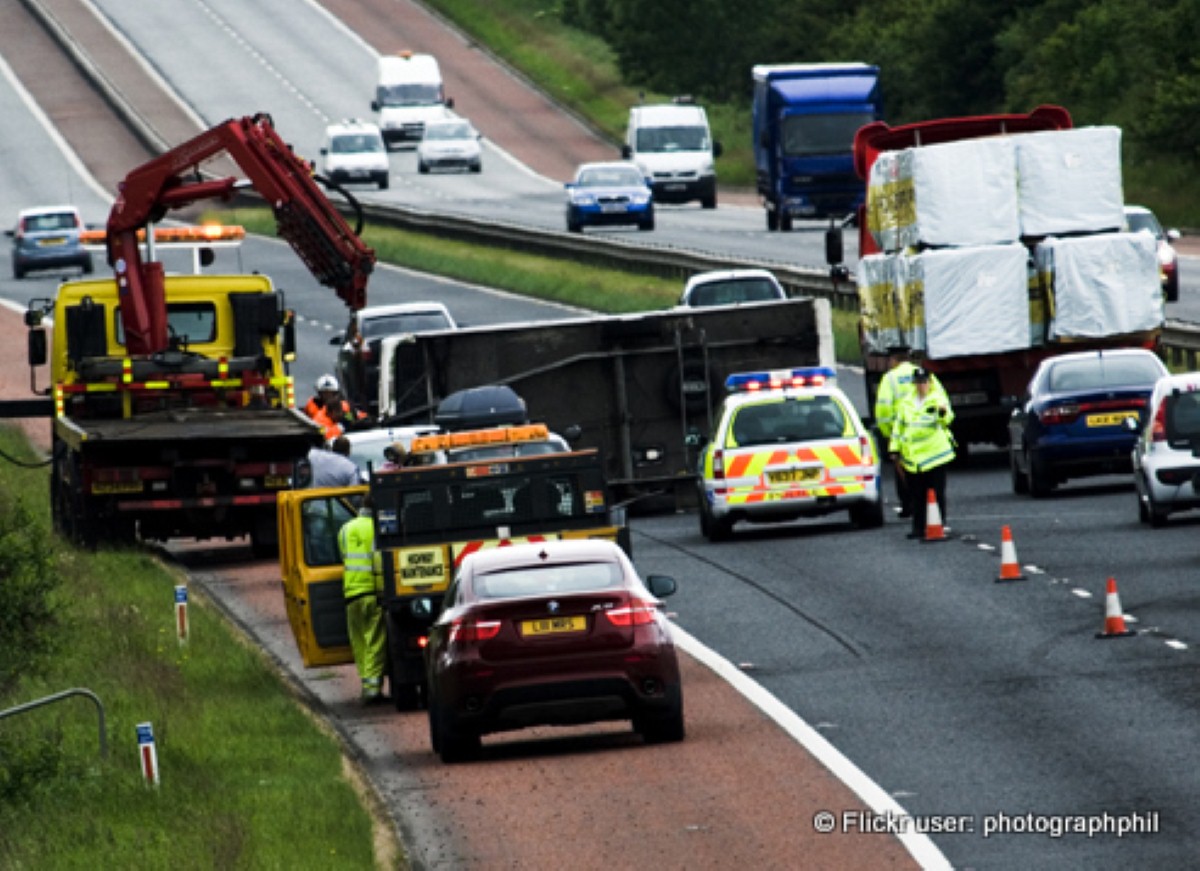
[{"xmin": 0, "ymin": 428, "xmax": 395, "ymax": 869}]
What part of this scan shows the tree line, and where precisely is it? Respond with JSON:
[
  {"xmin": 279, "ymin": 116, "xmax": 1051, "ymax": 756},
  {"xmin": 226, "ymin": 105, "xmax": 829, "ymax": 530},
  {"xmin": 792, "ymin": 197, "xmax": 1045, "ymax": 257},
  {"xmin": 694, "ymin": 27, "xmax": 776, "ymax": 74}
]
[{"xmin": 562, "ymin": 0, "xmax": 1200, "ymax": 167}]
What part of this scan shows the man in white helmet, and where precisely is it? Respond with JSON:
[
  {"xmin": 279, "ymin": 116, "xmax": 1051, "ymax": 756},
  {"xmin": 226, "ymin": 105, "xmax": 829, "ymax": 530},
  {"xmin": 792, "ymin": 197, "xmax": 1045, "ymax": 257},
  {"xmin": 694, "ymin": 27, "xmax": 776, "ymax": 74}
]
[{"xmin": 304, "ymin": 374, "xmax": 366, "ymax": 440}]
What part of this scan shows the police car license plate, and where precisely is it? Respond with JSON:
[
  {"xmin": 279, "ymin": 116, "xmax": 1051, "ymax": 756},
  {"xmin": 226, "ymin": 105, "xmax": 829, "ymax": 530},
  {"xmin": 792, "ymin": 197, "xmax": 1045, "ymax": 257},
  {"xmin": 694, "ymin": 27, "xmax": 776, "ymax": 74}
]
[
  {"xmin": 521, "ymin": 616, "xmax": 586, "ymax": 636},
  {"xmin": 1086, "ymin": 412, "xmax": 1131, "ymax": 427},
  {"xmin": 92, "ymin": 481, "xmax": 143, "ymax": 494},
  {"xmin": 768, "ymin": 468, "xmax": 820, "ymax": 484}
]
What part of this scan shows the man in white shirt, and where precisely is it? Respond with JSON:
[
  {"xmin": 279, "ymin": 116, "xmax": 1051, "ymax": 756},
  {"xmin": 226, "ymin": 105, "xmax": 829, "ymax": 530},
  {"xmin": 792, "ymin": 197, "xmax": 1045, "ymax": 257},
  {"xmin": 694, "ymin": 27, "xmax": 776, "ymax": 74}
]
[{"xmin": 307, "ymin": 436, "xmax": 364, "ymax": 488}]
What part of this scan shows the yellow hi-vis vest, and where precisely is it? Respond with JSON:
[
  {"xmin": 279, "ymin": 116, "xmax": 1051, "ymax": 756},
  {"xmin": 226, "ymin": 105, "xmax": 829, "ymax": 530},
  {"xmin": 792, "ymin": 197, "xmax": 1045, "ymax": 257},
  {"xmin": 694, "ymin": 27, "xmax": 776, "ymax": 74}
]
[
  {"xmin": 875, "ymin": 362, "xmax": 950, "ymax": 440},
  {"xmin": 338, "ymin": 513, "xmax": 380, "ymax": 600},
  {"xmin": 890, "ymin": 392, "xmax": 956, "ymax": 473}
]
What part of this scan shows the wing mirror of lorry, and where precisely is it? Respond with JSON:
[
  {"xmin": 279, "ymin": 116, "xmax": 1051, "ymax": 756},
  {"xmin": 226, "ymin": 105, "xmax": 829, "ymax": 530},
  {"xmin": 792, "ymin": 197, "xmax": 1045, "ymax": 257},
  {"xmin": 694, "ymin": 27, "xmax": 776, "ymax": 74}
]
[
  {"xmin": 825, "ymin": 225, "xmax": 844, "ymax": 267},
  {"xmin": 409, "ymin": 596, "xmax": 435, "ymax": 619},
  {"xmin": 27, "ymin": 327, "xmax": 47, "ymax": 367},
  {"xmin": 281, "ymin": 309, "xmax": 297, "ymax": 361}
]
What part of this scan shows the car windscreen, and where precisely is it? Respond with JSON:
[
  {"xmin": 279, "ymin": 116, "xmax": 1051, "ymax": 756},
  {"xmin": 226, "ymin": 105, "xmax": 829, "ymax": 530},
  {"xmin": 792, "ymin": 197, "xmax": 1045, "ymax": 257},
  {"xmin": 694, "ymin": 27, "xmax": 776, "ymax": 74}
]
[
  {"xmin": 376, "ymin": 83, "xmax": 441, "ymax": 106},
  {"xmin": 635, "ymin": 125, "xmax": 709, "ymax": 152},
  {"xmin": 729, "ymin": 395, "xmax": 847, "ymax": 447},
  {"xmin": 362, "ymin": 312, "xmax": 452, "ymax": 340},
  {"xmin": 115, "ymin": 302, "xmax": 217, "ymax": 346},
  {"xmin": 1125, "ymin": 211, "xmax": 1162, "ymax": 237},
  {"xmin": 781, "ymin": 112, "xmax": 875, "ymax": 157},
  {"xmin": 425, "ymin": 124, "xmax": 471, "ymax": 140},
  {"xmin": 579, "ymin": 168, "xmax": 643, "ymax": 188},
  {"xmin": 1047, "ymin": 357, "xmax": 1164, "ymax": 392},
  {"xmin": 332, "ymin": 134, "xmax": 383, "ymax": 154},
  {"xmin": 687, "ymin": 279, "xmax": 783, "ymax": 307},
  {"xmin": 23, "ymin": 212, "xmax": 79, "ymax": 232},
  {"xmin": 472, "ymin": 561, "xmax": 623, "ymax": 600}
]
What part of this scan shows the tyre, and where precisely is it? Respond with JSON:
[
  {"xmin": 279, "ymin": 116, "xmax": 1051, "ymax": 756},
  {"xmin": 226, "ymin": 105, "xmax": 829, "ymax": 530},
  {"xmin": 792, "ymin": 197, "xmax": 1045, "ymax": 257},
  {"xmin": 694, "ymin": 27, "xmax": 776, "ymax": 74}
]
[
  {"xmin": 638, "ymin": 215, "xmax": 655, "ymax": 231},
  {"xmin": 700, "ymin": 502, "xmax": 732, "ymax": 542},
  {"xmin": 470, "ymin": 161, "xmax": 482, "ymax": 173},
  {"xmin": 780, "ymin": 212, "xmax": 794, "ymax": 232},
  {"xmin": 1027, "ymin": 449, "xmax": 1054, "ymax": 498},
  {"xmin": 635, "ymin": 685, "xmax": 685, "ymax": 744},
  {"xmin": 431, "ymin": 700, "xmax": 480, "ymax": 763},
  {"xmin": 1148, "ymin": 494, "xmax": 1169, "ymax": 528},
  {"xmin": 385, "ymin": 613, "xmax": 424, "ymax": 711},
  {"xmin": 1165, "ymin": 273, "xmax": 1179, "ymax": 303},
  {"xmin": 766, "ymin": 208, "xmax": 779, "ymax": 232},
  {"xmin": 1009, "ymin": 446, "xmax": 1029, "ymax": 495},
  {"xmin": 850, "ymin": 498, "xmax": 884, "ymax": 529},
  {"xmin": 418, "ymin": 160, "xmax": 429, "ymax": 174},
  {"xmin": 13, "ymin": 262, "xmax": 24, "ymax": 279},
  {"xmin": 82, "ymin": 255, "xmax": 94, "ymax": 275},
  {"xmin": 701, "ymin": 193, "xmax": 717, "ymax": 210},
  {"xmin": 377, "ymin": 175, "xmax": 390, "ymax": 190}
]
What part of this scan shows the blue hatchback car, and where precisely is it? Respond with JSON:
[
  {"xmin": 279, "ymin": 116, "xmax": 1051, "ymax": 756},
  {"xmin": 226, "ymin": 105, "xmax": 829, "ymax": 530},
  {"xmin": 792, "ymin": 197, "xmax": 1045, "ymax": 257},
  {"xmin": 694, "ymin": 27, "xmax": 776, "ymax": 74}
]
[
  {"xmin": 1008, "ymin": 348, "xmax": 1168, "ymax": 497},
  {"xmin": 8, "ymin": 205, "xmax": 93, "ymax": 279},
  {"xmin": 565, "ymin": 161, "xmax": 654, "ymax": 233}
]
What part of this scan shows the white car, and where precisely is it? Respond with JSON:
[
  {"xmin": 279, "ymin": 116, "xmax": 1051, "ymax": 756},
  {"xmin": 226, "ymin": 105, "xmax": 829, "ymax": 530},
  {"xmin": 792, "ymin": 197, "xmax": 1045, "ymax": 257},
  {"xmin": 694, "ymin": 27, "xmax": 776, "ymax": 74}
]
[
  {"xmin": 320, "ymin": 120, "xmax": 390, "ymax": 190},
  {"xmin": 1125, "ymin": 205, "xmax": 1181, "ymax": 302},
  {"xmin": 696, "ymin": 366, "xmax": 883, "ymax": 540},
  {"xmin": 678, "ymin": 269, "xmax": 787, "ymax": 307},
  {"xmin": 1131, "ymin": 371, "xmax": 1200, "ymax": 526},
  {"xmin": 343, "ymin": 424, "xmax": 441, "ymax": 474},
  {"xmin": 416, "ymin": 118, "xmax": 482, "ymax": 174}
]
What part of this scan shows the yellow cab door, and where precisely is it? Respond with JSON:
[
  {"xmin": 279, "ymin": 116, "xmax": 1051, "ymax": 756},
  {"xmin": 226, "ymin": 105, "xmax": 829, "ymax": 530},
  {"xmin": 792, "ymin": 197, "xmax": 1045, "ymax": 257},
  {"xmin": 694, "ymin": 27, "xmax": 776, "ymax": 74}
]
[{"xmin": 277, "ymin": 484, "xmax": 365, "ymax": 667}]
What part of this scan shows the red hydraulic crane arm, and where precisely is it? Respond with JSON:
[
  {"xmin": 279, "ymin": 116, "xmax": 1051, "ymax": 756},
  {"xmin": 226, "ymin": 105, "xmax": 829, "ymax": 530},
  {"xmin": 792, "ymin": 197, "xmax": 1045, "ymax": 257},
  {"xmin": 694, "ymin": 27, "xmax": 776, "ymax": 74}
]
[{"xmin": 106, "ymin": 113, "xmax": 375, "ymax": 356}]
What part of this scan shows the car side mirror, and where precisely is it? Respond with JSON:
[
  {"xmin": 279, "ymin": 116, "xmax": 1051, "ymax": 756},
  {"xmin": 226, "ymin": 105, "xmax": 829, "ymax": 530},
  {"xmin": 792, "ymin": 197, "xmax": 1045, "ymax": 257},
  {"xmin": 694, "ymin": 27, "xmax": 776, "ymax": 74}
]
[
  {"xmin": 646, "ymin": 575, "xmax": 677, "ymax": 599},
  {"xmin": 371, "ymin": 100, "xmax": 380, "ymax": 112},
  {"xmin": 27, "ymin": 327, "xmax": 47, "ymax": 367}
]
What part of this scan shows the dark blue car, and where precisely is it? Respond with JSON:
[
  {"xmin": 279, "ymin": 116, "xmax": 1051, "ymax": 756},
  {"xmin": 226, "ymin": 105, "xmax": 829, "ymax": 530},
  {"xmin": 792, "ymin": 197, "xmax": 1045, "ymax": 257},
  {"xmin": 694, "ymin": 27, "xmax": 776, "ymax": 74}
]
[
  {"xmin": 1008, "ymin": 348, "xmax": 1168, "ymax": 497},
  {"xmin": 565, "ymin": 161, "xmax": 654, "ymax": 233}
]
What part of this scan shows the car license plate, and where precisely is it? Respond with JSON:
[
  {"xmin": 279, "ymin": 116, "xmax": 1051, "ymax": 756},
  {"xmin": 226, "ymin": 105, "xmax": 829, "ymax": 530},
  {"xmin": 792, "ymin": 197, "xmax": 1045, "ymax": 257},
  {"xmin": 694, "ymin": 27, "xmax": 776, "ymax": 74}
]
[
  {"xmin": 264, "ymin": 474, "xmax": 291, "ymax": 488},
  {"xmin": 600, "ymin": 204, "xmax": 628, "ymax": 214},
  {"xmin": 521, "ymin": 616, "xmax": 586, "ymax": 636},
  {"xmin": 92, "ymin": 481, "xmax": 143, "ymax": 494},
  {"xmin": 1086, "ymin": 412, "xmax": 1132, "ymax": 427},
  {"xmin": 768, "ymin": 468, "xmax": 820, "ymax": 484},
  {"xmin": 664, "ymin": 183, "xmax": 685, "ymax": 191},
  {"xmin": 38, "ymin": 237, "xmax": 67, "ymax": 247}
]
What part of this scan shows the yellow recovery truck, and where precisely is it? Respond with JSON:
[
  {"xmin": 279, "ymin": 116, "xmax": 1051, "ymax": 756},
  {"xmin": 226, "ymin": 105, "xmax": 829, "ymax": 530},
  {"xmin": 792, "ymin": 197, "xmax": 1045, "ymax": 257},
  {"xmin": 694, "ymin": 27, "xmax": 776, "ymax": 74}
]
[{"xmin": 278, "ymin": 423, "xmax": 629, "ymax": 709}]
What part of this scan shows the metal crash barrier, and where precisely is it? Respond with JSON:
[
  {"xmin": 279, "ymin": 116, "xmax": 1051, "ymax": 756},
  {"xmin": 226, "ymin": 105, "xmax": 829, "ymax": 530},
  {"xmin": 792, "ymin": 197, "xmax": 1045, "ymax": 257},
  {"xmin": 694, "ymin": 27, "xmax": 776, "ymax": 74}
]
[{"xmin": 0, "ymin": 688, "xmax": 108, "ymax": 760}]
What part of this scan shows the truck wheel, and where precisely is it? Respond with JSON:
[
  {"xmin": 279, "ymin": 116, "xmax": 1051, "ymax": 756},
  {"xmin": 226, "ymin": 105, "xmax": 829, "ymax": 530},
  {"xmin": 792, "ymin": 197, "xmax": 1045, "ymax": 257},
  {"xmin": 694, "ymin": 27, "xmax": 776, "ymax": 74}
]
[
  {"xmin": 418, "ymin": 160, "xmax": 429, "ymax": 174},
  {"xmin": 385, "ymin": 612, "xmax": 424, "ymax": 711},
  {"xmin": 766, "ymin": 209, "xmax": 779, "ymax": 232},
  {"xmin": 850, "ymin": 499, "xmax": 884, "ymax": 529},
  {"xmin": 377, "ymin": 174, "xmax": 390, "ymax": 190},
  {"xmin": 780, "ymin": 212, "xmax": 794, "ymax": 232},
  {"xmin": 250, "ymin": 513, "xmax": 279, "ymax": 559}
]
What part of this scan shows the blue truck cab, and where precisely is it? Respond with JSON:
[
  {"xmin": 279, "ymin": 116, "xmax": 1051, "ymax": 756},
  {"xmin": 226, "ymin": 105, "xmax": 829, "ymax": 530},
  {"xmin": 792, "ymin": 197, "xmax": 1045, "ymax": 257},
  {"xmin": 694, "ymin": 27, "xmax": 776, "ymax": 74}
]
[{"xmin": 752, "ymin": 62, "xmax": 882, "ymax": 231}]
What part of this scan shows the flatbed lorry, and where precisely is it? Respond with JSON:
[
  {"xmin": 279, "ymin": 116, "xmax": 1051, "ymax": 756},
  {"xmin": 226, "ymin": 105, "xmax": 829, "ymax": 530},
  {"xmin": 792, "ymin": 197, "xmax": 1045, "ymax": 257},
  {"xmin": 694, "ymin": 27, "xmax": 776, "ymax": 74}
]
[{"xmin": 836, "ymin": 106, "xmax": 1163, "ymax": 449}]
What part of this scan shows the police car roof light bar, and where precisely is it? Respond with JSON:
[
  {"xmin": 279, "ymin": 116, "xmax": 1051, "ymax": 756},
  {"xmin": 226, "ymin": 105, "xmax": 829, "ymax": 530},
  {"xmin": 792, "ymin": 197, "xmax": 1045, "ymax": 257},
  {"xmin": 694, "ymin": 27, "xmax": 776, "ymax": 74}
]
[{"xmin": 725, "ymin": 366, "xmax": 837, "ymax": 393}]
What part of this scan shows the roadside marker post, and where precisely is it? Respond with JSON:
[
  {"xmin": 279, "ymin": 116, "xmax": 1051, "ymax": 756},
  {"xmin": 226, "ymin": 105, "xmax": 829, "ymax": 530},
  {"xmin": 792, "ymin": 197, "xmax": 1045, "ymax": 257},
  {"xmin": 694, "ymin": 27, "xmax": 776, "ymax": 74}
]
[
  {"xmin": 175, "ymin": 584, "xmax": 189, "ymax": 645},
  {"xmin": 137, "ymin": 722, "xmax": 160, "ymax": 787}
]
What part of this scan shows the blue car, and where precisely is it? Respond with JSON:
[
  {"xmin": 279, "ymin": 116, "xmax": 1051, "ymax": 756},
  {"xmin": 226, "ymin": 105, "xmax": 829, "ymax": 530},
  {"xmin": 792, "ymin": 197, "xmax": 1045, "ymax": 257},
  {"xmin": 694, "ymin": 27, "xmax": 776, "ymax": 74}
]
[
  {"xmin": 1008, "ymin": 348, "xmax": 1168, "ymax": 497},
  {"xmin": 8, "ymin": 205, "xmax": 93, "ymax": 279},
  {"xmin": 565, "ymin": 161, "xmax": 654, "ymax": 233}
]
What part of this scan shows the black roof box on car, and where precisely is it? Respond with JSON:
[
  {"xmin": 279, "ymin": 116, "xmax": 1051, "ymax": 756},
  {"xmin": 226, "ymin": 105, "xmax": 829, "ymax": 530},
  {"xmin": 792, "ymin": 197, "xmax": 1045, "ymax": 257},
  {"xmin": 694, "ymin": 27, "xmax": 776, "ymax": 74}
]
[{"xmin": 434, "ymin": 385, "xmax": 528, "ymax": 431}]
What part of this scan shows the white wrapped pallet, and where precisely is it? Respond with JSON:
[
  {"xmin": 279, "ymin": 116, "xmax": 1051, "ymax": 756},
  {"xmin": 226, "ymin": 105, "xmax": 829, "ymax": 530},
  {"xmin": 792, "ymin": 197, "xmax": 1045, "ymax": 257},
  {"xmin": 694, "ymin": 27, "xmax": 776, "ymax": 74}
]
[
  {"xmin": 911, "ymin": 243, "xmax": 1032, "ymax": 359},
  {"xmin": 1036, "ymin": 232, "xmax": 1162, "ymax": 339},
  {"xmin": 856, "ymin": 253, "xmax": 903, "ymax": 355},
  {"xmin": 866, "ymin": 138, "xmax": 1020, "ymax": 252},
  {"xmin": 1017, "ymin": 127, "xmax": 1124, "ymax": 237},
  {"xmin": 893, "ymin": 253, "xmax": 926, "ymax": 354}
]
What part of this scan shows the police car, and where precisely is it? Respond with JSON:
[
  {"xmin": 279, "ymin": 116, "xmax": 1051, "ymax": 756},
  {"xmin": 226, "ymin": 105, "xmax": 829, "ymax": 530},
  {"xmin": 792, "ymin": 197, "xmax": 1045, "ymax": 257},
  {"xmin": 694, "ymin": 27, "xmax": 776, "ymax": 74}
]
[{"xmin": 697, "ymin": 367, "xmax": 883, "ymax": 541}]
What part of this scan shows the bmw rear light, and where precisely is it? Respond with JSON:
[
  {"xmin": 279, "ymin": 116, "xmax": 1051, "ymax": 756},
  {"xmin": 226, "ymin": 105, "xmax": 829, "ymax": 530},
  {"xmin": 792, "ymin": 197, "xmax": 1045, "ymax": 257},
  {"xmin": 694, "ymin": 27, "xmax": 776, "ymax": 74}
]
[
  {"xmin": 448, "ymin": 618, "xmax": 501, "ymax": 643},
  {"xmin": 603, "ymin": 599, "xmax": 659, "ymax": 627}
]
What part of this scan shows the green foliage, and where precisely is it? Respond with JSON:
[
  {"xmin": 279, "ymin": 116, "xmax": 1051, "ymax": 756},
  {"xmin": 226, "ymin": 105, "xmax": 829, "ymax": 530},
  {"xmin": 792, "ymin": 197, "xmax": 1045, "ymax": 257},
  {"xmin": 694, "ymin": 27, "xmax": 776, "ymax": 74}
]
[
  {"xmin": 0, "ymin": 432, "xmax": 386, "ymax": 868},
  {"xmin": 425, "ymin": 0, "xmax": 1200, "ymax": 221}
]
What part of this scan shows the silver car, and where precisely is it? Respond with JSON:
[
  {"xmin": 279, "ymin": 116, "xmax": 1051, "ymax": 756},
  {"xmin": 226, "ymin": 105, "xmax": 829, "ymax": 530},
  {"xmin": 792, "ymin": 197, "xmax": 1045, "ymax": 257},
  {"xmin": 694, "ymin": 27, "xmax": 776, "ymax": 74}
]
[{"xmin": 1131, "ymin": 371, "xmax": 1200, "ymax": 525}]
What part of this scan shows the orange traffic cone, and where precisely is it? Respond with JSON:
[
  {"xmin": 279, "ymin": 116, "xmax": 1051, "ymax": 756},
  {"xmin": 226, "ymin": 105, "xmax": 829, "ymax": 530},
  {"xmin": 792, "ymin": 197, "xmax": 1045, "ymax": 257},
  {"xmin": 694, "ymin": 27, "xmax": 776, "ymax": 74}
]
[
  {"xmin": 923, "ymin": 489, "xmax": 946, "ymax": 542},
  {"xmin": 996, "ymin": 525, "xmax": 1026, "ymax": 582},
  {"xmin": 1096, "ymin": 577, "xmax": 1136, "ymax": 639}
]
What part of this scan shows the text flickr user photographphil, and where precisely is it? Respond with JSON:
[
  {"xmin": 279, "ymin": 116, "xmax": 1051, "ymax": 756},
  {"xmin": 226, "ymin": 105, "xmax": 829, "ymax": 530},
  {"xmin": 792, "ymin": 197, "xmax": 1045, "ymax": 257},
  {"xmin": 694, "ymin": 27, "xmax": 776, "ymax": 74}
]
[{"xmin": 812, "ymin": 809, "xmax": 1161, "ymax": 839}]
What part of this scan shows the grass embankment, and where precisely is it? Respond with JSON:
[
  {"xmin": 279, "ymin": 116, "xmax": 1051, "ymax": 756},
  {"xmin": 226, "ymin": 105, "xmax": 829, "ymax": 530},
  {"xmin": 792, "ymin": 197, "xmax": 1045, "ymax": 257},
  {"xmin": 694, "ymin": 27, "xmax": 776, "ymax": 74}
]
[{"xmin": 0, "ymin": 427, "xmax": 394, "ymax": 869}]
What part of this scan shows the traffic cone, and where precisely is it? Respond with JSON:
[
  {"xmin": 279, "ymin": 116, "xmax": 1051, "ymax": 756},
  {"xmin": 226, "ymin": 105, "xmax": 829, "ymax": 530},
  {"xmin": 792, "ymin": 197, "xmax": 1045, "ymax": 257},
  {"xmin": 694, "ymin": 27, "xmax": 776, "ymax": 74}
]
[
  {"xmin": 1096, "ymin": 577, "xmax": 1136, "ymax": 639},
  {"xmin": 923, "ymin": 489, "xmax": 946, "ymax": 542},
  {"xmin": 996, "ymin": 525, "xmax": 1026, "ymax": 582}
]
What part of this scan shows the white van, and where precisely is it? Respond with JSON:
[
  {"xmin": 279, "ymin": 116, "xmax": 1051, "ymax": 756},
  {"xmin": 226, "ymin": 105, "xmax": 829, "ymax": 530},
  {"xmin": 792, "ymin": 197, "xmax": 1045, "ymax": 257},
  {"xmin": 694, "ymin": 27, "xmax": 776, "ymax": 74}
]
[
  {"xmin": 622, "ymin": 99, "xmax": 721, "ymax": 208},
  {"xmin": 319, "ymin": 120, "xmax": 390, "ymax": 189},
  {"xmin": 371, "ymin": 51, "xmax": 454, "ymax": 148}
]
